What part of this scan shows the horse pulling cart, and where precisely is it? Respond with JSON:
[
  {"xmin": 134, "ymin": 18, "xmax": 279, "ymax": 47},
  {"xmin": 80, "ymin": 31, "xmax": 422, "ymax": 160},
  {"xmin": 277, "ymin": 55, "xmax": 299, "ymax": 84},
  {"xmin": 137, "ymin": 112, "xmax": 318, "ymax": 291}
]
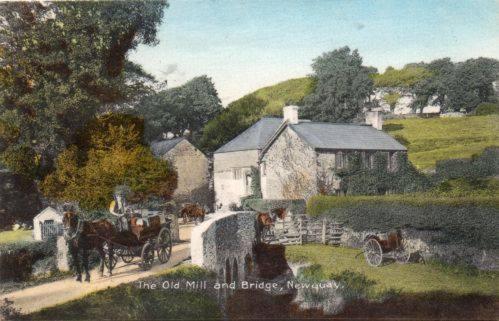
[
  {"xmin": 104, "ymin": 199, "xmax": 173, "ymax": 271},
  {"xmin": 363, "ymin": 229, "xmax": 411, "ymax": 267}
]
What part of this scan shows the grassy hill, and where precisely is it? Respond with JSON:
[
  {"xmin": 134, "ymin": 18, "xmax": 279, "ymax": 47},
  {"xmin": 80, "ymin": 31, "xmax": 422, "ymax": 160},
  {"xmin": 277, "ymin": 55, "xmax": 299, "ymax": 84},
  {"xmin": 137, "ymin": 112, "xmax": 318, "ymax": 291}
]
[
  {"xmin": 384, "ymin": 115, "xmax": 499, "ymax": 169},
  {"xmin": 250, "ymin": 77, "xmax": 313, "ymax": 115}
]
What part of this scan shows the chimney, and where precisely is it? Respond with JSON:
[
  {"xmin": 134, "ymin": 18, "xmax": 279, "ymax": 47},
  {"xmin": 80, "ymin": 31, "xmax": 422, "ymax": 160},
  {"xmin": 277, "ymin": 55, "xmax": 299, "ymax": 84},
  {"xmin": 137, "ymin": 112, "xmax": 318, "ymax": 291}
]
[
  {"xmin": 365, "ymin": 111, "xmax": 383, "ymax": 130},
  {"xmin": 283, "ymin": 105, "xmax": 299, "ymax": 124}
]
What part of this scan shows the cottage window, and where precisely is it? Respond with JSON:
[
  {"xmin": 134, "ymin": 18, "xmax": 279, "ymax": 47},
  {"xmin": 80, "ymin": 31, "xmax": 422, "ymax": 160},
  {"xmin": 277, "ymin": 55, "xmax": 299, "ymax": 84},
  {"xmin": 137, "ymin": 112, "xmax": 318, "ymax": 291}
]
[{"xmin": 233, "ymin": 168, "xmax": 242, "ymax": 180}]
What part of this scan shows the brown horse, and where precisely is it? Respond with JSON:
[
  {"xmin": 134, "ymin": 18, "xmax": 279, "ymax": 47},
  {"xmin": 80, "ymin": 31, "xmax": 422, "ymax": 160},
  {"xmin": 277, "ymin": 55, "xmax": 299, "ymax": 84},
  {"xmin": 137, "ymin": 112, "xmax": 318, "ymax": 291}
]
[
  {"xmin": 255, "ymin": 208, "xmax": 287, "ymax": 243},
  {"xmin": 62, "ymin": 212, "xmax": 116, "ymax": 282},
  {"xmin": 180, "ymin": 203, "xmax": 205, "ymax": 224}
]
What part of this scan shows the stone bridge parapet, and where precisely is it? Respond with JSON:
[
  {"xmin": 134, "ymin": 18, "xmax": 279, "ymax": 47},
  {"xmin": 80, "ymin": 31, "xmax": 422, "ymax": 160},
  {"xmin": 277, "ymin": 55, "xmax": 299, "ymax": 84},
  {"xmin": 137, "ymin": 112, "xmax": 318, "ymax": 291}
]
[{"xmin": 191, "ymin": 211, "xmax": 257, "ymax": 282}]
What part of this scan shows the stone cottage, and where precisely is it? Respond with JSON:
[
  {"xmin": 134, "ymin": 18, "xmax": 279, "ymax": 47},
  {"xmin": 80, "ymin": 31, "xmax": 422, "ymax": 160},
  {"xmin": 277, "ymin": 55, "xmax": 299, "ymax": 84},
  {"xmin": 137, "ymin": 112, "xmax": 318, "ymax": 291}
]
[
  {"xmin": 151, "ymin": 137, "xmax": 210, "ymax": 205},
  {"xmin": 213, "ymin": 106, "xmax": 406, "ymax": 208}
]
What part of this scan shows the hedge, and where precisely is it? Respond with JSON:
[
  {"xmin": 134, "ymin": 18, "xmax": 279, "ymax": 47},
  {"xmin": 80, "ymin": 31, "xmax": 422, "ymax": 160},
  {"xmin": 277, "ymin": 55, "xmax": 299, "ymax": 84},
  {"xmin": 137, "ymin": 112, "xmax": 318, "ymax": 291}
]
[
  {"xmin": 242, "ymin": 198, "xmax": 306, "ymax": 214},
  {"xmin": 475, "ymin": 102, "xmax": 499, "ymax": 116},
  {"xmin": 435, "ymin": 147, "xmax": 499, "ymax": 181},
  {"xmin": 0, "ymin": 238, "xmax": 57, "ymax": 281},
  {"xmin": 307, "ymin": 195, "xmax": 499, "ymax": 249}
]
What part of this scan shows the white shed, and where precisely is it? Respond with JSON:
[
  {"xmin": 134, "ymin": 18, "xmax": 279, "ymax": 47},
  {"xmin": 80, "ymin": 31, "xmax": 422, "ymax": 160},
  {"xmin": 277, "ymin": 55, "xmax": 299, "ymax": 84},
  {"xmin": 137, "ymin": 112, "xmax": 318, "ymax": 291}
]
[{"xmin": 33, "ymin": 207, "xmax": 63, "ymax": 241}]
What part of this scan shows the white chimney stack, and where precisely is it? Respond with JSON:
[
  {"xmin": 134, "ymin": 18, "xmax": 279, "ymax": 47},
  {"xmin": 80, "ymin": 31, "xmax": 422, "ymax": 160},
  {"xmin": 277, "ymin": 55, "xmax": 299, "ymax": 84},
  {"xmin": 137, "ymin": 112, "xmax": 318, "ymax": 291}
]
[
  {"xmin": 283, "ymin": 105, "xmax": 299, "ymax": 124},
  {"xmin": 365, "ymin": 111, "xmax": 383, "ymax": 130}
]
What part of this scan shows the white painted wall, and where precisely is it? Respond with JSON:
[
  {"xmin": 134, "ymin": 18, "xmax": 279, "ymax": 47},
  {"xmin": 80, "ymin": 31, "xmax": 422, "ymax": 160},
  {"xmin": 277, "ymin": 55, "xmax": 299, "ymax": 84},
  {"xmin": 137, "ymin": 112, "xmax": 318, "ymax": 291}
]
[
  {"xmin": 214, "ymin": 150, "xmax": 259, "ymax": 208},
  {"xmin": 33, "ymin": 207, "xmax": 62, "ymax": 241}
]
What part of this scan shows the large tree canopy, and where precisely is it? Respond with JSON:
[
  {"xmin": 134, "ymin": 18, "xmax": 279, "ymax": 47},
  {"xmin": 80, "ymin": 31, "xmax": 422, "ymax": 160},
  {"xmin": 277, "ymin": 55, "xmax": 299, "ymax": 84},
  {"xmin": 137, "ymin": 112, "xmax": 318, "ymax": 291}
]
[
  {"xmin": 138, "ymin": 75, "xmax": 222, "ymax": 141},
  {"xmin": 41, "ymin": 113, "xmax": 177, "ymax": 210},
  {"xmin": 198, "ymin": 94, "xmax": 267, "ymax": 153},
  {"xmin": 0, "ymin": 1, "xmax": 167, "ymax": 178},
  {"xmin": 301, "ymin": 46, "xmax": 376, "ymax": 122}
]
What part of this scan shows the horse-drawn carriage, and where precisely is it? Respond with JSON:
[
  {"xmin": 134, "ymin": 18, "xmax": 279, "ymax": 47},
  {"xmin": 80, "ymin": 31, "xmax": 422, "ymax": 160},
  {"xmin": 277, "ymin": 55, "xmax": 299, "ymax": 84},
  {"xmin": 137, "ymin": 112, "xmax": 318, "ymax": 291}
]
[
  {"xmin": 362, "ymin": 229, "xmax": 411, "ymax": 267},
  {"xmin": 105, "ymin": 197, "xmax": 173, "ymax": 271}
]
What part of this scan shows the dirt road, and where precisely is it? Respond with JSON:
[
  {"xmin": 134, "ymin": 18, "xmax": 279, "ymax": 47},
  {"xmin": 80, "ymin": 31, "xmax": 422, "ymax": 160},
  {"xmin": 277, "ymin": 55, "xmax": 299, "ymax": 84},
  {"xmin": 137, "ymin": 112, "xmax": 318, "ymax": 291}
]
[{"xmin": 1, "ymin": 224, "xmax": 194, "ymax": 314}]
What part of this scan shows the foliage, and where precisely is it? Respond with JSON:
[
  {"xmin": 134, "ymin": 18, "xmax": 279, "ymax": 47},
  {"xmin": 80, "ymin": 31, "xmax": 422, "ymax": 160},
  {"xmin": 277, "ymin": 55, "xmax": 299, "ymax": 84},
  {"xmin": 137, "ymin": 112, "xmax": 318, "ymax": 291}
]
[
  {"xmin": 40, "ymin": 113, "xmax": 177, "ymax": 210},
  {"xmin": 0, "ymin": 298, "xmax": 21, "ymax": 321},
  {"xmin": 384, "ymin": 115, "xmax": 499, "ymax": 169},
  {"xmin": 198, "ymin": 94, "xmax": 267, "ymax": 153},
  {"xmin": 434, "ymin": 147, "xmax": 499, "ymax": 181},
  {"xmin": 28, "ymin": 265, "xmax": 221, "ymax": 320},
  {"xmin": 382, "ymin": 92, "xmax": 402, "ymax": 111},
  {"xmin": 301, "ymin": 46, "xmax": 376, "ymax": 122},
  {"xmin": 0, "ymin": 171, "xmax": 42, "ymax": 228},
  {"xmin": 138, "ymin": 75, "xmax": 222, "ymax": 141},
  {"xmin": 286, "ymin": 244, "xmax": 499, "ymax": 295},
  {"xmin": 0, "ymin": 238, "xmax": 56, "ymax": 282},
  {"xmin": 0, "ymin": 1, "xmax": 167, "ymax": 178},
  {"xmin": 306, "ymin": 195, "xmax": 499, "ymax": 249},
  {"xmin": 475, "ymin": 102, "xmax": 499, "ymax": 115},
  {"xmin": 242, "ymin": 198, "xmax": 306, "ymax": 214},
  {"xmin": 239, "ymin": 167, "xmax": 262, "ymax": 204},
  {"xmin": 373, "ymin": 65, "xmax": 433, "ymax": 88},
  {"xmin": 336, "ymin": 152, "xmax": 429, "ymax": 195},
  {"xmin": 430, "ymin": 178, "xmax": 499, "ymax": 198}
]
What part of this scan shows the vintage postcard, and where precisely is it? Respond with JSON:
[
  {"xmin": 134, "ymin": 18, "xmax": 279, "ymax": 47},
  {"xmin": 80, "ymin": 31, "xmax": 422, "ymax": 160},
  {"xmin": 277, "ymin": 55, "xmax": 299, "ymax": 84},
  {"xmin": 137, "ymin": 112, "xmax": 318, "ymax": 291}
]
[{"xmin": 0, "ymin": 1, "xmax": 497, "ymax": 320}]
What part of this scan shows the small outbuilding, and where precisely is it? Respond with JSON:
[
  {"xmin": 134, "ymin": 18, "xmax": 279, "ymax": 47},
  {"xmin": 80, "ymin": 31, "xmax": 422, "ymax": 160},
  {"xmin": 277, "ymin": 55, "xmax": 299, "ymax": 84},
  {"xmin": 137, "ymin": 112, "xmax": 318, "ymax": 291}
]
[{"xmin": 33, "ymin": 206, "xmax": 63, "ymax": 241}]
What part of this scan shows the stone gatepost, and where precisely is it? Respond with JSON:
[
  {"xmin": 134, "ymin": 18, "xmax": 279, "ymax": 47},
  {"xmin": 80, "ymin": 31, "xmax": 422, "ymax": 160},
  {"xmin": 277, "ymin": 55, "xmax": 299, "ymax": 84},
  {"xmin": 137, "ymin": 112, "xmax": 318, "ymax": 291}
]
[
  {"xmin": 56, "ymin": 236, "xmax": 70, "ymax": 272},
  {"xmin": 167, "ymin": 214, "xmax": 180, "ymax": 242}
]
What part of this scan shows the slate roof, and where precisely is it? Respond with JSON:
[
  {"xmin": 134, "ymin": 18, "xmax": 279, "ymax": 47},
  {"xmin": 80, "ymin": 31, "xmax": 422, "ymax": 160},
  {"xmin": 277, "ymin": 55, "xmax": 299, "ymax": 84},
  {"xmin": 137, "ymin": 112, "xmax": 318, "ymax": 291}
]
[
  {"xmin": 214, "ymin": 118, "xmax": 283, "ymax": 153},
  {"xmin": 290, "ymin": 122, "xmax": 407, "ymax": 151},
  {"xmin": 150, "ymin": 137, "xmax": 185, "ymax": 157},
  {"xmin": 215, "ymin": 117, "xmax": 406, "ymax": 154}
]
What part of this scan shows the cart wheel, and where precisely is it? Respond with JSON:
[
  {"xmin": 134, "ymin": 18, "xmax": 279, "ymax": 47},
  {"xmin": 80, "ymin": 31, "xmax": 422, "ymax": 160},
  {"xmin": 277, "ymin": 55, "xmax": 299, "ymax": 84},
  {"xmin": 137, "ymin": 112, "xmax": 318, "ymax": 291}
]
[
  {"xmin": 364, "ymin": 238, "xmax": 383, "ymax": 267},
  {"xmin": 140, "ymin": 243, "xmax": 155, "ymax": 270},
  {"xmin": 157, "ymin": 227, "xmax": 172, "ymax": 264},
  {"xmin": 120, "ymin": 248, "xmax": 134, "ymax": 263},
  {"xmin": 103, "ymin": 242, "xmax": 118, "ymax": 270},
  {"xmin": 395, "ymin": 239, "xmax": 411, "ymax": 264}
]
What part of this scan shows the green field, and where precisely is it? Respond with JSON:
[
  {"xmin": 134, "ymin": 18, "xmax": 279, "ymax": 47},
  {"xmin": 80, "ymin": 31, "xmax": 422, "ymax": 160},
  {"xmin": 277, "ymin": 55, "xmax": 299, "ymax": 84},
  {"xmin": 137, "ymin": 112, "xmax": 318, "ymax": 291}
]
[
  {"xmin": 0, "ymin": 229, "xmax": 33, "ymax": 244},
  {"xmin": 384, "ymin": 115, "xmax": 499, "ymax": 169},
  {"xmin": 286, "ymin": 244, "xmax": 498, "ymax": 296}
]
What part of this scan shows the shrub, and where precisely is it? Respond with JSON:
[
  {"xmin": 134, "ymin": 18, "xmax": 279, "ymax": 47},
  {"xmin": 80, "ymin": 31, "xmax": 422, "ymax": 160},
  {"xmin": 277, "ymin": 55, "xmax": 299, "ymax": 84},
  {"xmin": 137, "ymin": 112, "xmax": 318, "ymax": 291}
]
[
  {"xmin": 307, "ymin": 195, "xmax": 499, "ymax": 249},
  {"xmin": 0, "ymin": 238, "xmax": 57, "ymax": 281},
  {"xmin": 435, "ymin": 147, "xmax": 499, "ymax": 180},
  {"xmin": 475, "ymin": 102, "xmax": 499, "ymax": 115},
  {"xmin": 242, "ymin": 198, "xmax": 306, "ymax": 214}
]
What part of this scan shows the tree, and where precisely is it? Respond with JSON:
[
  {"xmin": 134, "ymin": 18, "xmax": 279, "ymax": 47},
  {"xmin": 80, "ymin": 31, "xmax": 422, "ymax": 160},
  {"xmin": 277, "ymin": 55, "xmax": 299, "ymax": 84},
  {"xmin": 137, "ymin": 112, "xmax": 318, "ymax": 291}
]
[
  {"xmin": 138, "ymin": 75, "xmax": 222, "ymax": 141},
  {"xmin": 40, "ymin": 114, "xmax": 177, "ymax": 210},
  {"xmin": 198, "ymin": 94, "xmax": 267, "ymax": 153},
  {"xmin": 0, "ymin": 1, "xmax": 167, "ymax": 178},
  {"xmin": 301, "ymin": 47, "xmax": 377, "ymax": 122}
]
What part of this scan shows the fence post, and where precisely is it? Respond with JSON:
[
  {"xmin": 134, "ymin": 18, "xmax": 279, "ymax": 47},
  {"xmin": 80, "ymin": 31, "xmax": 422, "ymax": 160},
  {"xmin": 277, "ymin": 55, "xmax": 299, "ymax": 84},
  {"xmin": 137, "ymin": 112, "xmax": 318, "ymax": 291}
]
[
  {"xmin": 322, "ymin": 219, "xmax": 327, "ymax": 244},
  {"xmin": 299, "ymin": 217, "xmax": 303, "ymax": 245}
]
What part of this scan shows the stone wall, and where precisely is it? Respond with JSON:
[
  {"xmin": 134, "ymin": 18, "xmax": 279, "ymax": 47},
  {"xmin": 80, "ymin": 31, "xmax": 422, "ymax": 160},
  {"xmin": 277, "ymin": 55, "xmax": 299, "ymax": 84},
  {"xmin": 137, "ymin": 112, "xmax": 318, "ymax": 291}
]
[
  {"xmin": 162, "ymin": 140, "xmax": 210, "ymax": 204},
  {"xmin": 191, "ymin": 211, "xmax": 257, "ymax": 282},
  {"xmin": 340, "ymin": 227, "xmax": 498, "ymax": 270},
  {"xmin": 261, "ymin": 128, "xmax": 317, "ymax": 199}
]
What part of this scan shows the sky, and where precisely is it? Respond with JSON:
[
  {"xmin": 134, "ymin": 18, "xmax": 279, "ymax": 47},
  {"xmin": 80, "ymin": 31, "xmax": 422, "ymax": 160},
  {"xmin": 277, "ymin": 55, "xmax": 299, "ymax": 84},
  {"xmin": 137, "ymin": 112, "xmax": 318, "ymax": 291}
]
[{"xmin": 129, "ymin": 0, "xmax": 499, "ymax": 105}]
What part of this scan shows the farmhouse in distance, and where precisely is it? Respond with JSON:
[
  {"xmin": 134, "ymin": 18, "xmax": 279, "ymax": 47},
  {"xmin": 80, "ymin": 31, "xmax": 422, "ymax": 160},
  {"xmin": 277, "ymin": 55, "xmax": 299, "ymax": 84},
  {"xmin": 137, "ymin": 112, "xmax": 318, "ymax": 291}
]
[{"xmin": 213, "ymin": 106, "xmax": 407, "ymax": 208}]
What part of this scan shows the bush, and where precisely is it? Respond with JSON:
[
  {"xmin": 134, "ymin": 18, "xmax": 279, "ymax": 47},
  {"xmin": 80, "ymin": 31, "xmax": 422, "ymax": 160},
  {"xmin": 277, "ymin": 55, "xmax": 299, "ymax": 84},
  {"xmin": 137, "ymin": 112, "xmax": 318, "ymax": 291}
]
[
  {"xmin": 435, "ymin": 147, "xmax": 499, "ymax": 180},
  {"xmin": 242, "ymin": 198, "xmax": 306, "ymax": 214},
  {"xmin": 307, "ymin": 195, "xmax": 499, "ymax": 249},
  {"xmin": 0, "ymin": 238, "xmax": 57, "ymax": 281},
  {"xmin": 475, "ymin": 102, "xmax": 499, "ymax": 115}
]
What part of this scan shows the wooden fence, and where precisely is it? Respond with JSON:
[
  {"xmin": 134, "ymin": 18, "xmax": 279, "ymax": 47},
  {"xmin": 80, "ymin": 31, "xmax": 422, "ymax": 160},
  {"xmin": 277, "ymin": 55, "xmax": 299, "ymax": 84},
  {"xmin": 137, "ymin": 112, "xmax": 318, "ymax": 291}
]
[{"xmin": 267, "ymin": 214, "xmax": 343, "ymax": 246}]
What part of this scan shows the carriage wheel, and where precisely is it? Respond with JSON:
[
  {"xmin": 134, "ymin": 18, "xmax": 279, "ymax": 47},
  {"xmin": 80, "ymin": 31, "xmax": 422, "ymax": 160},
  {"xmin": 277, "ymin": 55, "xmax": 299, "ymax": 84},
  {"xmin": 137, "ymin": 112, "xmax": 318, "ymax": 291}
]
[
  {"xmin": 140, "ymin": 243, "xmax": 155, "ymax": 270},
  {"xmin": 103, "ymin": 242, "xmax": 118, "ymax": 270},
  {"xmin": 395, "ymin": 239, "xmax": 411, "ymax": 264},
  {"xmin": 363, "ymin": 238, "xmax": 383, "ymax": 267},
  {"xmin": 156, "ymin": 227, "xmax": 172, "ymax": 264},
  {"xmin": 120, "ymin": 248, "xmax": 134, "ymax": 264}
]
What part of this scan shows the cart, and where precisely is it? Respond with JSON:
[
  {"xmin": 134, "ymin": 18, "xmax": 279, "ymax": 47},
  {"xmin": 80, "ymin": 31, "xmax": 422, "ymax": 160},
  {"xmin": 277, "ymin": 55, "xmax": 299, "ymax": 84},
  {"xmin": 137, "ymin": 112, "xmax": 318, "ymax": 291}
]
[{"xmin": 363, "ymin": 229, "xmax": 411, "ymax": 267}]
